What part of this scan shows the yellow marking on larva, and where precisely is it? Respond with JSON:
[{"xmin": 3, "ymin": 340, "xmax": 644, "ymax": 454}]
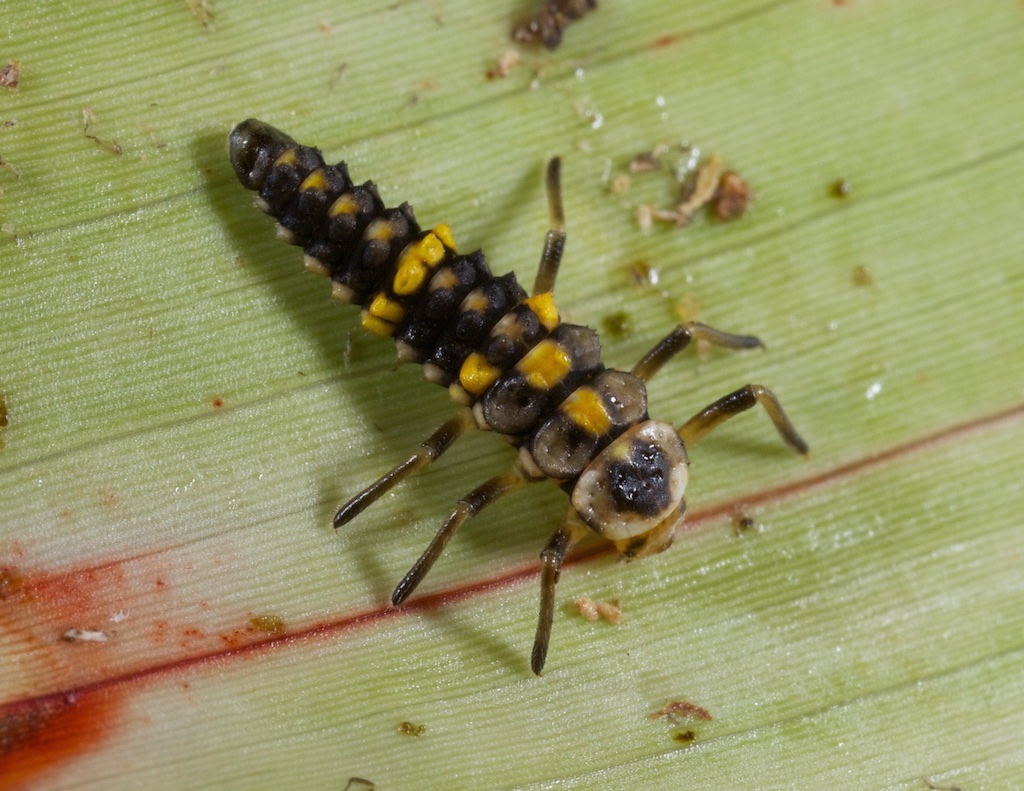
[
  {"xmin": 562, "ymin": 388, "xmax": 612, "ymax": 435},
  {"xmin": 366, "ymin": 217, "xmax": 395, "ymax": 242},
  {"xmin": 519, "ymin": 340, "xmax": 571, "ymax": 390},
  {"xmin": 417, "ymin": 233, "xmax": 446, "ymax": 266},
  {"xmin": 272, "ymin": 148, "xmax": 298, "ymax": 168},
  {"xmin": 432, "ymin": 223, "xmax": 455, "ymax": 251},
  {"xmin": 459, "ymin": 353, "xmax": 501, "ymax": 396},
  {"xmin": 393, "ymin": 255, "xmax": 428, "ymax": 296},
  {"xmin": 329, "ymin": 193, "xmax": 359, "ymax": 217},
  {"xmin": 524, "ymin": 292, "xmax": 559, "ymax": 331},
  {"xmin": 368, "ymin": 292, "xmax": 405, "ymax": 323},
  {"xmin": 361, "ymin": 313, "xmax": 396, "ymax": 337},
  {"xmin": 299, "ymin": 168, "xmax": 328, "ymax": 192},
  {"xmin": 393, "ymin": 233, "xmax": 447, "ymax": 296},
  {"xmin": 394, "ymin": 262, "xmax": 428, "ymax": 295}
]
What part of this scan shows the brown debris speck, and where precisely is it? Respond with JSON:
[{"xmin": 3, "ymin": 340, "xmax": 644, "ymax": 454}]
[
  {"xmin": 628, "ymin": 149, "xmax": 665, "ymax": 173},
  {"xmin": 851, "ymin": 265, "xmax": 873, "ymax": 286},
  {"xmin": 486, "ymin": 49, "xmax": 521, "ymax": 80},
  {"xmin": 0, "ymin": 60, "xmax": 22, "ymax": 91},
  {"xmin": 397, "ymin": 721, "xmax": 427, "ymax": 737},
  {"xmin": 626, "ymin": 259, "xmax": 660, "ymax": 287},
  {"xmin": 830, "ymin": 178, "xmax": 852, "ymax": 198},
  {"xmin": 513, "ymin": 0, "xmax": 598, "ymax": 50},
  {"xmin": 601, "ymin": 311, "xmax": 634, "ymax": 340},
  {"xmin": 650, "ymin": 699, "xmax": 713, "ymax": 724},
  {"xmin": 249, "ymin": 614, "xmax": 286, "ymax": 636},
  {"xmin": 672, "ymin": 729, "xmax": 697, "ymax": 745},
  {"xmin": 732, "ymin": 512, "xmax": 757, "ymax": 535},
  {"xmin": 714, "ymin": 171, "xmax": 751, "ymax": 221}
]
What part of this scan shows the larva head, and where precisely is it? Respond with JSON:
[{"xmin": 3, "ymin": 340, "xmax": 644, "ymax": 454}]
[
  {"xmin": 229, "ymin": 119, "xmax": 298, "ymax": 190},
  {"xmin": 571, "ymin": 420, "xmax": 689, "ymax": 558}
]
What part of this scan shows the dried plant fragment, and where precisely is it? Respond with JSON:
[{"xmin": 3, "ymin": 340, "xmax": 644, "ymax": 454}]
[
  {"xmin": 513, "ymin": 0, "xmax": 598, "ymax": 50},
  {"xmin": 649, "ymin": 699, "xmax": 713, "ymax": 724},
  {"xmin": 628, "ymin": 148, "xmax": 667, "ymax": 173},
  {"xmin": 486, "ymin": 49, "xmax": 521, "ymax": 80},
  {"xmin": 186, "ymin": 0, "xmax": 215, "ymax": 30},
  {"xmin": 714, "ymin": 170, "xmax": 751, "ymax": 221},
  {"xmin": 397, "ymin": 721, "xmax": 427, "ymax": 737},
  {"xmin": 62, "ymin": 628, "xmax": 110, "ymax": 643},
  {"xmin": 676, "ymin": 152, "xmax": 724, "ymax": 226},
  {"xmin": 626, "ymin": 259, "xmax": 660, "ymax": 286},
  {"xmin": 143, "ymin": 124, "xmax": 166, "ymax": 149},
  {"xmin": 328, "ymin": 61, "xmax": 348, "ymax": 89},
  {"xmin": 573, "ymin": 596, "xmax": 624, "ymax": 624},
  {"xmin": 0, "ymin": 60, "xmax": 22, "ymax": 90},
  {"xmin": 82, "ymin": 107, "xmax": 123, "ymax": 155}
]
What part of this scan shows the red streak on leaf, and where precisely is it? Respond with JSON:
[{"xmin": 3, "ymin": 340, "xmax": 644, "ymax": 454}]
[
  {"xmin": 0, "ymin": 403, "xmax": 1020, "ymax": 783},
  {"xmin": 0, "ymin": 689, "xmax": 122, "ymax": 789}
]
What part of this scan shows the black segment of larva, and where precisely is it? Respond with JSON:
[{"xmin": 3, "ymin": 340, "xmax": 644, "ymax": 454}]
[{"xmin": 228, "ymin": 119, "xmax": 809, "ymax": 675}]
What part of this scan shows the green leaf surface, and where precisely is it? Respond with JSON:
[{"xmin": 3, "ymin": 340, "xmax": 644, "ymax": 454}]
[{"xmin": 2, "ymin": 1, "xmax": 1023, "ymax": 789}]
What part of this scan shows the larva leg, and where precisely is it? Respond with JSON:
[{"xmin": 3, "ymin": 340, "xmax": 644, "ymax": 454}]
[
  {"xmin": 631, "ymin": 322, "xmax": 764, "ymax": 382},
  {"xmin": 678, "ymin": 384, "xmax": 809, "ymax": 455},
  {"xmin": 531, "ymin": 157, "xmax": 567, "ymax": 296},
  {"xmin": 391, "ymin": 468, "xmax": 529, "ymax": 605},
  {"xmin": 333, "ymin": 410, "xmax": 475, "ymax": 528},
  {"xmin": 530, "ymin": 514, "xmax": 586, "ymax": 675}
]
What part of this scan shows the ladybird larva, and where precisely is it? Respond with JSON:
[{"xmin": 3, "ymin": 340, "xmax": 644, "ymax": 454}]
[{"xmin": 229, "ymin": 119, "xmax": 808, "ymax": 674}]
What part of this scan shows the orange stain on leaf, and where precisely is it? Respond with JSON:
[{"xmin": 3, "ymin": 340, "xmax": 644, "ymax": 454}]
[{"xmin": 0, "ymin": 688, "xmax": 124, "ymax": 789}]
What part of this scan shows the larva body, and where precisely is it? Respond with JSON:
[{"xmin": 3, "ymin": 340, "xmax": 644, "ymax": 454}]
[{"xmin": 229, "ymin": 119, "xmax": 807, "ymax": 673}]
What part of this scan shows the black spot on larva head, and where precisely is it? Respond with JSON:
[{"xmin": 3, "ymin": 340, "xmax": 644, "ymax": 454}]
[{"xmin": 605, "ymin": 439, "xmax": 673, "ymax": 517}]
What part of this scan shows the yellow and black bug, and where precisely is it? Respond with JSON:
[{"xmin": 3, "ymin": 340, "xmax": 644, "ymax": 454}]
[{"xmin": 229, "ymin": 119, "xmax": 808, "ymax": 674}]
